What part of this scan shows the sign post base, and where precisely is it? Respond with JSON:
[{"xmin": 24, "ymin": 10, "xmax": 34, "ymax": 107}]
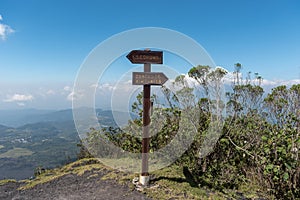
[{"xmin": 139, "ymin": 175, "xmax": 150, "ymax": 186}]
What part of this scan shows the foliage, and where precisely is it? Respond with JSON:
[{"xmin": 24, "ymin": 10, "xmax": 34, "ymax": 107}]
[
  {"xmin": 82, "ymin": 65, "xmax": 299, "ymax": 199},
  {"xmin": 0, "ymin": 121, "xmax": 80, "ymax": 180},
  {"xmin": 260, "ymin": 85, "xmax": 300, "ymax": 199}
]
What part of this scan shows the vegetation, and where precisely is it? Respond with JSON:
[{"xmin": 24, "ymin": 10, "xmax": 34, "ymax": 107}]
[
  {"xmin": 0, "ymin": 147, "xmax": 33, "ymax": 158},
  {"xmin": 19, "ymin": 158, "xmax": 105, "ymax": 190},
  {"xmin": 0, "ymin": 121, "xmax": 80, "ymax": 180},
  {"xmin": 1, "ymin": 64, "xmax": 297, "ymax": 199},
  {"xmin": 0, "ymin": 109, "xmax": 140, "ymax": 180},
  {"xmin": 81, "ymin": 64, "xmax": 300, "ymax": 199},
  {"xmin": 16, "ymin": 157, "xmax": 265, "ymax": 199},
  {"xmin": 0, "ymin": 179, "xmax": 16, "ymax": 186}
]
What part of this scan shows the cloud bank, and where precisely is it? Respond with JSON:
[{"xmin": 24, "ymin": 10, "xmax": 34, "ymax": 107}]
[
  {"xmin": 0, "ymin": 14, "xmax": 14, "ymax": 40},
  {"xmin": 3, "ymin": 94, "xmax": 34, "ymax": 103}
]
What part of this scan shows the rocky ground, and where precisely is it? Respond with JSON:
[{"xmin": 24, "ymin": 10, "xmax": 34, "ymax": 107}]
[
  {"xmin": 0, "ymin": 170, "xmax": 151, "ymax": 200},
  {"xmin": 0, "ymin": 158, "xmax": 272, "ymax": 200}
]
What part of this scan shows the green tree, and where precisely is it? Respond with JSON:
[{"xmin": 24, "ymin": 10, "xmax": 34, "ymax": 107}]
[
  {"xmin": 261, "ymin": 84, "xmax": 300, "ymax": 199},
  {"xmin": 80, "ymin": 64, "xmax": 299, "ymax": 199},
  {"xmin": 234, "ymin": 63, "xmax": 242, "ymax": 85}
]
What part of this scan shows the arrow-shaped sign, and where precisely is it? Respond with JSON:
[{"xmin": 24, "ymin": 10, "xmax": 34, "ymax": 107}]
[
  {"xmin": 127, "ymin": 49, "xmax": 167, "ymax": 186},
  {"xmin": 127, "ymin": 50, "xmax": 163, "ymax": 64},
  {"xmin": 132, "ymin": 72, "xmax": 168, "ymax": 85}
]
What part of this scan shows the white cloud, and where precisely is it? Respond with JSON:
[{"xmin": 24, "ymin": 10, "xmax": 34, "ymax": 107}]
[
  {"xmin": 219, "ymin": 70, "xmax": 300, "ymax": 88},
  {"xmin": 64, "ymin": 86, "xmax": 72, "ymax": 91},
  {"xmin": 90, "ymin": 83, "xmax": 99, "ymax": 89},
  {"xmin": 172, "ymin": 70, "xmax": 300, "ymax": 96},
  {"xmin": 3, "ymin": 94, "xmax": 34, "ymax": 102},
  {"xmin": 67, "ymin": 91, "xmax": 85, "ymax": 101},
  {"xmin": 67, "ymin": 92, "xmax": 75, "ymax": 101},
  {"xmin": 46, "ymin": 89, "xmax": 55, "ymax": 95},
  {"xmin": 261, "ymin": 79, "xmax": 300, "ymax": 86},
  {"xmin": 99, "ymin": 83, "xmax": 115, "ymax": 91},
  {"xmin": 17, "ymin": 102, "xmax": 25, "ymax": 106},
  {"xmin": 0, "ymin": 15, "xmax": 14, "ymax": 40}
]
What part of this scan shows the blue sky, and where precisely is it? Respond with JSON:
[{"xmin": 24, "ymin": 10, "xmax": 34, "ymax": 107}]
[{"xmin": 0, "ymin": 0, "xmax": 300, "ymax": 109}]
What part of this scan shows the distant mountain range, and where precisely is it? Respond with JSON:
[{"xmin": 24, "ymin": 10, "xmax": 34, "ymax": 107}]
[
  {"xmin": 0, "ymin": 109, "xmax": 53, "ymax": 127},
  {"xmin": 0, "ymin": 108, "xmax": 137, "ymax": 180},
  {"xmin": 0, "ymin": 108, "xmax": 136, "ymax": 128},
  {"xmin": 0, "ymin": 119, "xmax": 79, "ymax": 180}
]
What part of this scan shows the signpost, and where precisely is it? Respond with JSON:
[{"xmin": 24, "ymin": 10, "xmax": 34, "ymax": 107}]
[
  {"xmin": 126, "ymin": 50, "xmax": 163, "ymax": 64},
  {"xmin": 127, "ymin": 49, "xmax": 168, "ymax": 186},
  {"xmin": 132, "ymin": 72, "xmax": 168, "ymax": 85}
]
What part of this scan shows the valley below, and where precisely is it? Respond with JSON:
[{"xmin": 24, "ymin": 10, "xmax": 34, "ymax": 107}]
[{"xmin": 0, "ymin": 108, "xmax": 121, "ymax": 180}]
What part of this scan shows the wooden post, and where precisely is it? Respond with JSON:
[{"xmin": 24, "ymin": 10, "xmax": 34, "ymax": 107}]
[
  {"xmin": 127, "ymin": 49, "xmax": 167, "ymax": 186},
  {"xmin": 140, "ymin": 63, "xmax": 151, "ymax": 185}
]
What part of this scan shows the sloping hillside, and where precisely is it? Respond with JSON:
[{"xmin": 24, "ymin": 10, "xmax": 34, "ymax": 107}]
[
  {"xmin": 0, "ymin": 158, "xmax": 271, "ymax": 200},
  {"xmin": 0, "ymin": 158, "xmax": 150, "ymax": 200}
]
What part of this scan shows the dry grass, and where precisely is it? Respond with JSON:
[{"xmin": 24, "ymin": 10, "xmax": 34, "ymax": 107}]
[
  {"xmin": 0, "ymin": 179, "xmax": 16, "ymax": 186},
  {"xmin": 15, "ymin": 158, "xmax": 272, "ymax": 199},
  {"xmin": 18, "ymin": 158, "xmax": 106, "ymax": 190}
]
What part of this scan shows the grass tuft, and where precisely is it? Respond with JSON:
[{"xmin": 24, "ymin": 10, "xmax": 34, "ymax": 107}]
[
  {"xmin": 0, "ymin": 158, "xmax": 272, "ymax": 199},
  {"xmin": 18, "ymin": 158, "xmax": 107, "ymax": 190},
  {"xmin": 0, "ymin": 179, "xmax": 17, "ymax": 186}
]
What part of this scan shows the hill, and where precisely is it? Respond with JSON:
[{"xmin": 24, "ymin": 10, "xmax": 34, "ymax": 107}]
[
  {"xmin": 0, "ymin": 120, "xmax": 80, "ymax": 180},
  {"xmin": 0, "ymin": 108, "xmax": 136, "ymax": 180},
  {"xmin": 0, "ymin": 109, "xmax": 54, "ymax": 127},
  {"xmin": 0, "ymin": 158, "xmax": 270, "ymax": 200},
  {"xmin": 0, "ymin": 108, "xmax": 136, "ymax": 127}
]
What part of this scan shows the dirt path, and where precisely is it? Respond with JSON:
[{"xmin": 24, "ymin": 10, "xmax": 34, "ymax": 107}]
[{"xmin": 0, "ymin": 170, "xmax": 151, "ymax": 200}]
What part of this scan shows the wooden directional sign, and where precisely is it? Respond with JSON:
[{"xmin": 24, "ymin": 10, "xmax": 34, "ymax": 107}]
[
  {"xmin": 132, "ymin": 72, "xmax": 168, "ymax": 85},
  {"xmin": 127, "ymin": 50, "xmax": 163, "ymax": 64},
  {"xmin": 127, "ymin": 49, "xmax": 167, "ymax": 186}
]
